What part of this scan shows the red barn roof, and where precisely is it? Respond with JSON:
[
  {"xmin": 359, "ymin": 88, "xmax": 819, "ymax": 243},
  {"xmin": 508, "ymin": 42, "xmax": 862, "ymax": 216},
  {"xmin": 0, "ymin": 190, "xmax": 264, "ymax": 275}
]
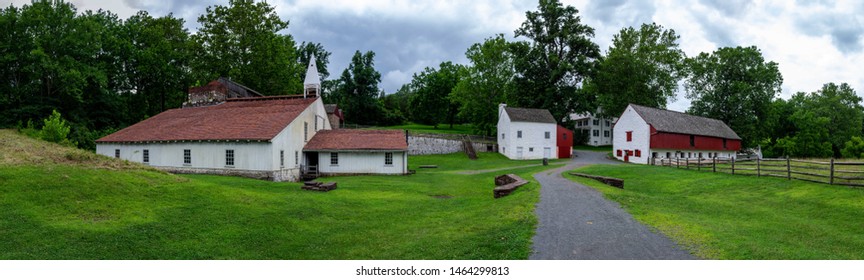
[
  {"xmin": 303, "ymin": 130, "xmax": 407, "ymax": 151},
  {"xmin": 96, "ymin": 97, "xmax": 318, "ymax": 143}
]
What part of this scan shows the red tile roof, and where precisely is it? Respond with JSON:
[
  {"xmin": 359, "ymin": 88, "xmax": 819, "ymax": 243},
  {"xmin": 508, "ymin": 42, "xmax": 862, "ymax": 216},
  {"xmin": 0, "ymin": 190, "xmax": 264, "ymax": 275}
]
[
  {"xmin": 303, "ymin": 130, "xmax": 408, "ymax": 151},
  {"xmin": 96, "ymin": 97, "xmax": 318, "ymax": 143}
]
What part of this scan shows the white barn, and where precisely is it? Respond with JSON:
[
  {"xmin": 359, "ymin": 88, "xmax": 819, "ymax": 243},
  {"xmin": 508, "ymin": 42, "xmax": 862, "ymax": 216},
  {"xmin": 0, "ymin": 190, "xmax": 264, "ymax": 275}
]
[
  {"xmin": 613, "ymin": 104, "xmax": 742, "ymax": 164},
  {"xmin": 96, "ymin": 60, "xmax": 409, "ymax": 181},
  {"xmin": 497, "ymin": 104, "xmax": 557, "ymax": 160}
]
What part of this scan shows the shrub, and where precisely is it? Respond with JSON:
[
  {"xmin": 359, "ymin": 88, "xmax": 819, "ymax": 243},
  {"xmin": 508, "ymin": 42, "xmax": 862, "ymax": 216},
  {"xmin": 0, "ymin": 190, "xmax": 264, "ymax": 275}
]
[{"xmin": 841, "ymin": 136, "xmax": 864, "ymax": 159}]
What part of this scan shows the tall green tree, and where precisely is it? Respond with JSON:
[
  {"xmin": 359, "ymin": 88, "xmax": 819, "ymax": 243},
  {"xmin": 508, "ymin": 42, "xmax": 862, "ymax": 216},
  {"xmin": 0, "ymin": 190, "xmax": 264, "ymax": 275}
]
[
  {"xmin": 335, "ymin": 50, "xmax": 382, "ymax": 125},
  {"xmin": 510, "ymin": 0, "xmax": 601, "ymax": 123},
  {"xmin": 121, "ymin": 11, "xmax": 193, "ymax": 120},
  {"xmin": 193, "ymin": 0, "xmax": 302, "ymax": 95},
  {"xmin": 594, "ymin": 23, "xmax": 685, "ymax": 118},
  {"xmin": 804, "ymin": 83, "xmax": 863, "ymax": 156},
  {"xmin": 684, "ymin": 46, "xmax": 783, "ymax": 148},
  {"xmin": 408, "ymin": 61, "xmax": 465, "ymax": 128},
  {"xmin": 451, "ymin": 34, "xmax": 515, "ymax": 136}
]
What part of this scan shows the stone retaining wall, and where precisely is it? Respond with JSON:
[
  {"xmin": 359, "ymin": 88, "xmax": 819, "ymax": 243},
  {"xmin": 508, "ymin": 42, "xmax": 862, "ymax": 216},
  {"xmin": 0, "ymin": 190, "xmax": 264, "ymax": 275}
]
[{"xmin": 408, "ymin": 135, "xmax": 496, "ymax": 155}]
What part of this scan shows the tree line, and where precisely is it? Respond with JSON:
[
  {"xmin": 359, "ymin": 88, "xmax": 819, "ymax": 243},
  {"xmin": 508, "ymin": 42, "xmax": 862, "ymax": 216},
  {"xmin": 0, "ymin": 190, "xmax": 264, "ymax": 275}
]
[{"xmin": 3, "ymin": 0, "xmax": 862, "ymax": 159}]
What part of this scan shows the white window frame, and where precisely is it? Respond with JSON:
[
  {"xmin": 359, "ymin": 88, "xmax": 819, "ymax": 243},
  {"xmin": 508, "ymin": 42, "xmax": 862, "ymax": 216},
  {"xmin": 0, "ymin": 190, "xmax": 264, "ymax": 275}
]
[
  {"xmin": 183, "ymin": 149, "xmax": 191, "ymax": 165},
  {"xmin": 517, "ymin": 130, "xmax": 522, "ymax": 138},
  {"xmin": 114, "ymin": 149, "xmax": 120, "ymax": 159},
  {"xmin": 545, "ymin": 131, "xmax": 550, "ymax": 139},
  {"xmin": 142, "ymin": 149, "xmax": 149, "ymax": 164},
  {"xmin": 385, "ymin": 152, "xmax": 393, "ymax": 166}
]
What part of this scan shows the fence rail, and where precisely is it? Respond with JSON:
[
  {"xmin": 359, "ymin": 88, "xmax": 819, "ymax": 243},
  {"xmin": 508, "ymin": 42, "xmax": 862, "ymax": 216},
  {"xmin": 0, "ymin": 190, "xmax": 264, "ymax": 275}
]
[{"xmin": 650, "ymin": 157, "xmax": 864, "ymax": 187}]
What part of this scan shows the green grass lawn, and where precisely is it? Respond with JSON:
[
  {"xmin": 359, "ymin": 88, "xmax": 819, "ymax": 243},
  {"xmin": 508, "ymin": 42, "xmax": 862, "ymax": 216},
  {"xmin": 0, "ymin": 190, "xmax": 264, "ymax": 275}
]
[
  {"xmin": 371, "ymin": 123, "xmax": 477, "ymax": 135},
  {"xmin": 0, "ymin": 131, "xmax": 556, "ymax": 259},
  {"xmin": 565, "ymin": 164, "xmax": 864, "ymax": 259}
]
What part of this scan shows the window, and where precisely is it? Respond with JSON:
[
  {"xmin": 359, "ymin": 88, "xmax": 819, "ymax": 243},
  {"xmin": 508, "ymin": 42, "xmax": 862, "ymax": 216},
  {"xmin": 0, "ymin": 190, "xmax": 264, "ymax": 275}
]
[
  {"xmin": 295, "ymin": 151, "xmax": 299, "ymax": 165},
  {"xmin": 688, "ymin": 152, "xmax": 692, "ymax": 158},
  {"xmin": 225, "ymin": 149, "xmax": 234, "ymax": 166},
  {"xmin": 385, "ymin": 152, "xmax": 393, "ymax": 165},
  {"xmin": 593, "ymin": 119, "xmax": 599, "ymax": 126},
  {"xmin": 143, "ymin": 149, "xmax": 149, "ymax": 163},
  {"xmin": 635, "ymin": 149, "xmax": 641, "ymax": 157},
  {"xmin": 114, "ymin": 149, "xmax": 120, "ymax": 159},
  {"xmin": 183, "ymin": 149, "xmax": 191, "ymax": 165},
  {"xmin": 280, "ymin": 150, "xmax": 285, "ymax": 168},
  {"xmin": 304, "ymin": 122, "xmax": 309, "ymax": 142},
  {"xmin": 723, "ymin": 139, "xmax": 727, "ymax": 149},
  {"xmin": 698, "ymin": 152, "xmax": 703, "ymax": 158},
  {"xmin": 330, "ymin": 153, "xmax": 339, "ymax": 165},
  {"xmin": 604, "ymin": 130, "xmax": 610, "ymax": 137},
  {"xmin": 690, "ymin": 135, "xmax": 695, "ymax": 147},
  {"xmin": 545, "ymin": 131, "xmax": 551, "ymax": 139},
  {"xmin": 314, "ymin": 117, "xmax": 318, "ymax": 131},
  {"xmin": 529, "ymin": 147, "xmax": 534, "ymax": 152},
  {"xmin": 652, "ymin": 152, "xmax": 657, "ymax": 158},
  {"xmin": 617, "ymin": 150, "xmax": 622, "ymax": 157},
  {"xmin": 502, "ymin": 133, "xmax": 505, "ymax": 139},
  {"xmin": 605, "ymin": 120, "xmax": 611, "ymax": 127},
  {"xmin": 517, "ymin": 130, "xmax": 522, "ymax": 138},
  {"xmin": 593, "ymin": 130, "xmax": 599, "ymax": 137},
  {"xmin": 626, "ymin": 131, "xmax": 632, "ymax": 142},
  {"xmin": 666, "ymin": 152, "xmax": 671, "ymax": 158}
]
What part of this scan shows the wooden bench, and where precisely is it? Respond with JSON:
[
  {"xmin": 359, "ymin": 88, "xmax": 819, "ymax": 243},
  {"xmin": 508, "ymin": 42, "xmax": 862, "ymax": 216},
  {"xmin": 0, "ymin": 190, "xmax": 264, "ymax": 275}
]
[
  {"xmin": 493, "ymin": 174, "xmax": 529, "ymax": 198},
  {"xmin": 302, "ymin": 181, "xmax": 337, "ymax": 192},
  {"xmin": 568, "ymin": 173, "xmax": 624, "ymax": 189}
]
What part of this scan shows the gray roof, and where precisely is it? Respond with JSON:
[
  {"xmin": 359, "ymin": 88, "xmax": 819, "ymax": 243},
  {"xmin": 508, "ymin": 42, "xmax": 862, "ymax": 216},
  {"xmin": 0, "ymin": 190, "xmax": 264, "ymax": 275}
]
[
  {"xmin": 629, "ymin": 104, "xmax": 741, "ymax": 140},
  {"xmin": 504, "ymin": 107, "xmax": 556, "ymax": 124}
]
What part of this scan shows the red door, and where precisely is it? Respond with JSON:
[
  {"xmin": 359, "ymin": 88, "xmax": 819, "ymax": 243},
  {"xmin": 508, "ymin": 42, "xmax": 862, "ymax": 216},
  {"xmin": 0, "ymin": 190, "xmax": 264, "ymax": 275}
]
[{"xmin": 624, "ymin": 153, "xmax": 630, "ymax": 162}]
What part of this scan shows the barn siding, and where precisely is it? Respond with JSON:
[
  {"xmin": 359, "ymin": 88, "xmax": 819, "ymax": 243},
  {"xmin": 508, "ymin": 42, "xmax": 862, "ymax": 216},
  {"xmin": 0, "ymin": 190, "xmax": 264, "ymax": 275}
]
[
  {"xmin": 612, "ymin": 106, "xmax": 652, "ymax": 164},
  {"xmin": 650, "ymin": 132, "xmax": 742, "ymax": 151}
]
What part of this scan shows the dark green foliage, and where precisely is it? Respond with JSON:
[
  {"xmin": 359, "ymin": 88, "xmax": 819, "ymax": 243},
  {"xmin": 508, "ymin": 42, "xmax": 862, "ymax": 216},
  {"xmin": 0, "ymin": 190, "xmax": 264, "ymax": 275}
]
[
  {"xmin": 763, "ymin": 83, "xmax": 863, "ymax": 158},
  {"xmin": 511, "ymin": 0, "xmax": 601, "ymax": 123},
  {"xmin": 192, "ymin": 0, "xmax": 302, "ymax": 95},
  {"xmin": 685, "ymin": 46, "xmax": 783, "ymax": 148},
  {"xmin": 333, "ymin": 51, "xmax": 384, "ymax": 125},
  {"xmin": 451, "ymin": 34, "xmax": 515, "ymax": 136},
  {"xmin": 408, "ymin": 61, "xmax": 465, "ymax": 128},
  {"xmin": 594, "ymin": 23, "xmax": 685, "ymax": 118},
  {"xmin": 841, "ymin": 137, "xmax": 864, "ymax": 159}
]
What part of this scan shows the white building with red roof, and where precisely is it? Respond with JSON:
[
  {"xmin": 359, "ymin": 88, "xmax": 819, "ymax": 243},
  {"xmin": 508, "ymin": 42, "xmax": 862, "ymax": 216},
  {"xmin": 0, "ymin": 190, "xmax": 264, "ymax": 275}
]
[{"xmin": 96, "ymin": 60, "xmax": 408, "ymax": 181}]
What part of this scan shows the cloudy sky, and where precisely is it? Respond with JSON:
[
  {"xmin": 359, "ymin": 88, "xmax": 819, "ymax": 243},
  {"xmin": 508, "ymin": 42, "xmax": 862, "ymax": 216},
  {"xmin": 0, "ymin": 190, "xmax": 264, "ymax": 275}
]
[{"xmin": 5, "ymin": 0, "xmax": 863, "ymax": 111}]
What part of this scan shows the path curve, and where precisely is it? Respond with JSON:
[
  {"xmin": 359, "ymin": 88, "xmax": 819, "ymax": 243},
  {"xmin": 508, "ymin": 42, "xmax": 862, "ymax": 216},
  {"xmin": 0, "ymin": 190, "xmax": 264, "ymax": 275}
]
[{"xmin": 529, "ymin": 150, "xmax": 695, "ymax": 260}]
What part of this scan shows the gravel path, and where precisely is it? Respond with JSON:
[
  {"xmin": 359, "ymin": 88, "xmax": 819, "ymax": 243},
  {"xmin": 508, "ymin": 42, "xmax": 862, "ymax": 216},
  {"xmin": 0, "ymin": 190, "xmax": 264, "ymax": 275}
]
[{"xmin": 529, "ymin": 150, "xmax": 695, "ymax": 260}]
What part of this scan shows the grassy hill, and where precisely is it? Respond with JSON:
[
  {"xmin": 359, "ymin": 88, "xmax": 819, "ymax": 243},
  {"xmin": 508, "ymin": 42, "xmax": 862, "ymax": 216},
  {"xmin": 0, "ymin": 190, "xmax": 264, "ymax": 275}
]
[{"xmin": 0, "ymin": 129, "xmax": 555, "ymax": 259}]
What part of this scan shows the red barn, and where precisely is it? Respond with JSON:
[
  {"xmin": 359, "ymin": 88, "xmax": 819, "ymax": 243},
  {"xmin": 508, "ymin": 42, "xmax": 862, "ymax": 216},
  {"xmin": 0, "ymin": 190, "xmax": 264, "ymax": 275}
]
[
  {"xmin": 612, "ymin": 104, "xmax": 741, "ymax": 164},
  {"xmin": 557, "ymin": 125, "xmax": 573, "ymax": 158}
]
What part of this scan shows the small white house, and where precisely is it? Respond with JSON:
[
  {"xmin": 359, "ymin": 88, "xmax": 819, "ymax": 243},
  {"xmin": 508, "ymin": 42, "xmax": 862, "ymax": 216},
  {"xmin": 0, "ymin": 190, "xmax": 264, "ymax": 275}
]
[
  {"xmin": 497, "ymin": 104, "xmax": 557, "ymax": 160},
  {"xmin": 570, "ymin": 111, "xmax": 616, "ymax": 146},
  {"xmin": 303, "ymin": 130, "xmax": 408, "ymax": 176},
  {"xmin": 613, "ymin": 104, "xmax": 742, "ymax": 164}
]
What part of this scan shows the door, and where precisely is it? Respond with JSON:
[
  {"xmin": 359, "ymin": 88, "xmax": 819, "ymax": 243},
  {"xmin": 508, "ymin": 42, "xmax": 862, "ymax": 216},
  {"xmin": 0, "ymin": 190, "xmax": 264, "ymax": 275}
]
[
  {"xmin": 543, "ymin": 147, "xmax": 551, "ymax": 158},
  {"xmin": 516, "ymin": 147, "xmax": 523, "ymax": 159}
]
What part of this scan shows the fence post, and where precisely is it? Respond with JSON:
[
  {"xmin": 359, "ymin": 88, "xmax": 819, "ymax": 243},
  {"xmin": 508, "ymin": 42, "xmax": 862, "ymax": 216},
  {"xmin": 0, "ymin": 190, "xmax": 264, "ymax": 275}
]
[
  {"xmin": 786, "ymin": 156, "xmax": 791, "ymax": 180},
  {"xmin": 713, "ymin": 157, "xmax": 716, "ymax": 173},
  {"xmin": 698, "ymin": 157, "xmax": 701, "ymax": 171},
  {"xmin": 830, "ymin": 158, "xmax": 835, "ymax": 185},
  {"xmin": 757, "ymin": 158, "xmax": 761, "ymax": 177},
  {"xmin": 686, "ymin": 158, "xmax": 689, "ymax": 169},
  {"xmin": 732, "ymin": 157, "xmax": 735, "ymax": 175},
  {"xmin": 676, "ymin": 157, "xmax": 680, "ymax": 169}
]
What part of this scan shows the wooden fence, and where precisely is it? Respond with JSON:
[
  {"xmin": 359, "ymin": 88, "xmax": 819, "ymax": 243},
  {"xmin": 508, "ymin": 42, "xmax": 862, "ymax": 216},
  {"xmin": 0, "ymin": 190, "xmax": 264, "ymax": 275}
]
[{"xmin": 650, "ymin": 157, "xmax": 864, "ymax": 187}]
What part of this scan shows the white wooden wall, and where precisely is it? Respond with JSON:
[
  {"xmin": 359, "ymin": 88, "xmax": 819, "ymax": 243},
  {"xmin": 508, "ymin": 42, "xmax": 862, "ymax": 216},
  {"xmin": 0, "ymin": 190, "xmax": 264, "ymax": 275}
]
[
  {"xmin": 316, "ymin": 151, "xmax": 407, "ymax": 175},
  {"xmin": 612, "ymin": 105, "xmax": 651, "ymax": 164}
]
